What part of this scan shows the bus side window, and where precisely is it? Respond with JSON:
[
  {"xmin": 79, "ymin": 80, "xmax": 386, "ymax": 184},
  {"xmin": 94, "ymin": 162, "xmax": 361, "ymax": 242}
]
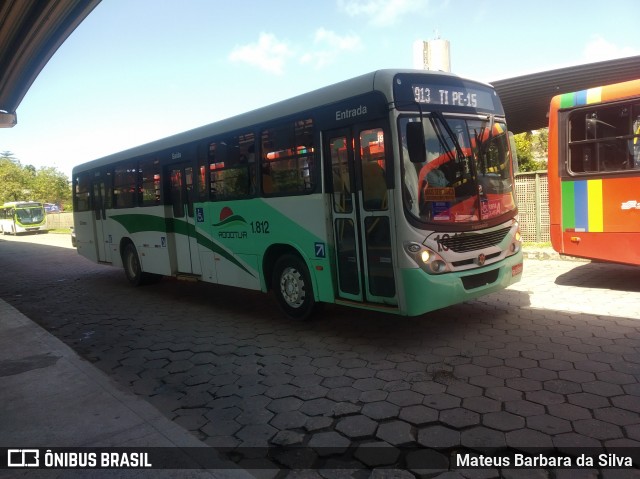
[
  {"xmin": 197, "ymin": 143, "xmax": 209, "ymax": 201},
  {"xmin": 570, "ymin": 103, "xmax": 638, "ymax": 174},
  {"xmin": 114, "ymin": 162, "xmax": 138, "ymax": 208},
  {"xmin": 261, "ymin": 119, "xmax": 315, "ymax": 196},
  {"xmin": 631, "ymin": 110, "xmax": 640, "ymax": 169},
  {"xmin": 360, "ymin": 128, "xmax": 388, "ymax": 211},
  {"xmin": 140, "ymin": 158, "xmax": 161, "ymax": 206},
  {"xmin": 329, "ymin": 137, "xmax": 352, "ymax": 213},
  {"xmin": 74, "ymin": 174, "xmax": 92, "ymax": 212},
  {"xmin": 209, "ymin": 132, "xmax": 254, "ymax": 200}
]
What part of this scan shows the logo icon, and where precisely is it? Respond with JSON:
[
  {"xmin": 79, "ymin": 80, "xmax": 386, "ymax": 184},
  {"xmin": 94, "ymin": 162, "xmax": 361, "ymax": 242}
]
[
  {"xmin": 213, "ymin": 207, "xmax": 247, "ymax": 228},
  {"xmin": 621, "ymin": 200, "xmax": 640, "ymax": 210},
  {"xmin": 477, "ymin": 253, "xmax": 486, "ymax": 266},
  {"xmin": 8, "ymin": 449, "xmax": 39, "ymax": 467}
]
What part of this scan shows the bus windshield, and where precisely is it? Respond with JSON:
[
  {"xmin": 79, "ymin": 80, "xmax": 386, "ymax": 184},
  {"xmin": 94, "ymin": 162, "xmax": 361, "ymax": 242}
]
[
  {"xmin": 15, "ymin": 206, "xmax": 45, "ymax": 225},
  {"xmin": 401, "ymin": 114, "xmax": 516, "ymax": 226}
]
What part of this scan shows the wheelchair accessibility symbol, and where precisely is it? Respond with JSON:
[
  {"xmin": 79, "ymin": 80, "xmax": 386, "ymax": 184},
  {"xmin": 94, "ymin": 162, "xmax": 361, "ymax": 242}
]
[{"xmin": 196, "ymin": 207, "xmax": 205, "ymax": 223}]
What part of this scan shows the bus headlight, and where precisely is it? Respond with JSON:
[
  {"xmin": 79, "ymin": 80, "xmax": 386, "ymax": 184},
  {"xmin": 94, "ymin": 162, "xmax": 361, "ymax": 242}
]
[
  {"xmin": 429, "ymin": 259, "xmax": 448, "ymax": 273},
  {"xmin": 405, "ymin": 242, "xmax": 451, "ymax": 275}
]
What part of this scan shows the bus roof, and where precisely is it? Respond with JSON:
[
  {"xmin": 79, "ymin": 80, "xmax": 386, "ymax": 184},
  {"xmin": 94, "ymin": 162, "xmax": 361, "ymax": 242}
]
[
  {"xmin": 551, "ymin": 78, "xmax": 640, "ymax": 110},
  {"xmin": 73, "ymin": 69, "xmax": 490, "ymax": 175},
  {"xmin": 2, "ymin": 201, "xmax": 43, "ymax": 207}
]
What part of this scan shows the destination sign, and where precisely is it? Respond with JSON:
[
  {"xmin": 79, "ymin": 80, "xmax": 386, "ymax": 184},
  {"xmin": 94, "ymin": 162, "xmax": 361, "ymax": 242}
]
[{"xmin": 411, "ymin": 84, "xmax": 496, "ymax": 110}]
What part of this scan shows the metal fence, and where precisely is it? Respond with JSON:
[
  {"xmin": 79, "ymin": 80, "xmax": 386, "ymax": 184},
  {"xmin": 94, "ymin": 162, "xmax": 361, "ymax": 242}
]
[{"xmin": 514, "ymin": 171, "xmax": 549, "ymax": 243}]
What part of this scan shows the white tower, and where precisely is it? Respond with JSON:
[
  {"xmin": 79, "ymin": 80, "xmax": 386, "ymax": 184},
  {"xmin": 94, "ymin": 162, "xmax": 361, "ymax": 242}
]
[{"xmin": 413, "ymin": 35, "xmax": 451, "ymax": 72}]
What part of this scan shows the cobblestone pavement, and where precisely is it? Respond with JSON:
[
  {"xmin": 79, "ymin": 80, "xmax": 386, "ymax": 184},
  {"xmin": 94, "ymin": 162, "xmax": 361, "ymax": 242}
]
[{"xmin": 1, "ymin": 233, "xmax": 639, "ymax": 477}]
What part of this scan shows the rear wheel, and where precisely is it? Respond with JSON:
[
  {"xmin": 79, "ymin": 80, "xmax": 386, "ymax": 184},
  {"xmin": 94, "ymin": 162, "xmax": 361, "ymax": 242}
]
[
  {"xmin": 123, "ymin": 243, "xmax": 143, "ymax": 286},
  {"xmin": 272, "ymin": 254, "xmax": 316, "ymax": 321},
  {"xmin": 122, "ymin": 243, "xmax": 160, "ymax": 286}
]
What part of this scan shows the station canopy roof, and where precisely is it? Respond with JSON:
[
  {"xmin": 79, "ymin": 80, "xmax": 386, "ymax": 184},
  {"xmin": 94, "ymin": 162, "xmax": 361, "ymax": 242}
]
[
  {"xmin": 490, "ymin": 55, "xmax": 640, "ymax": 134},
  {"xmin": 0, "ymin": 0, "xmax": 100, "ymax": 127},
  {"xmin": 0, "ymin": 0, "xmax": 639, "ymax": 132}
]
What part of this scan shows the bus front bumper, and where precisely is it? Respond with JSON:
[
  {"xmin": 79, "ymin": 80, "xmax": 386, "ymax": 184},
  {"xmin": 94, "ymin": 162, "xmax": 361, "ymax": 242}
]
[{"xmin": 401, "ymin": 252, "xmax": 523, "ymax": 317}]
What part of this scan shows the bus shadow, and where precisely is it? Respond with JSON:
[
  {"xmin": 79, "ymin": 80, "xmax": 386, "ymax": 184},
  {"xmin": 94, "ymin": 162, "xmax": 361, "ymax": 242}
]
[
  {"xmin": 10, "ymin": 236, "xmax": 638, "ymax": 352},
  {"xmin": 0, "ymin": 236, "xmax": 535, "ymax": 336},
  {"xmin": 554, "ymin": 261, "xmax": 640, "ymax": 293},
  {"xmin": 90, "ymin": 269, "xmax": 538, "ymax": 348}
]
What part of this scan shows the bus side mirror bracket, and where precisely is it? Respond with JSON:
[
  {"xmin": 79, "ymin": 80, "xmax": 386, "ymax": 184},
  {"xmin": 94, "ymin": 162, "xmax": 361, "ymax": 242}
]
[{"xmin": 407, "ymin": 122, "xmax": 426, "ymax": 164}]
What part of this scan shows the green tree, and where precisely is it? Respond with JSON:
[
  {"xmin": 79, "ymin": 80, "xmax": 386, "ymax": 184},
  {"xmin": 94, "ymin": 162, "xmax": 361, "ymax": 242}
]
[
  {"xmin": 0, "ymin": 151, "xmax": 72, "ymax": 208},
  {"xmin": 0, "ymin": 152, "xmax": 30, "ymax": 202},
  {"xmin": 514, "ymin": 129, "xmax": 548, "ymax": 172},
  {"xmin": 32, "ymin": 167, "xmax": 72, "ymax": 209}
]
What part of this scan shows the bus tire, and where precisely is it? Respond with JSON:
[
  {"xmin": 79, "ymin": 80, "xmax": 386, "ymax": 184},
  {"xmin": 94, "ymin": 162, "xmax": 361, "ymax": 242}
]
[
  {"xmin": 272, "ymin": 254, "xmax": 316, "ymax": 321},
  {"xmin": 122, "ymin": 243, "xmax": 159, "ymax": 286}
]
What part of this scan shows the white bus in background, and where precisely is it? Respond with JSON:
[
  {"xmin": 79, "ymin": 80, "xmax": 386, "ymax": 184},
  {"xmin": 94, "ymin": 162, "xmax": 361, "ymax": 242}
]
[{"xmin": 0, "ymin": 201, "xmax": 47, "ymax": 234}]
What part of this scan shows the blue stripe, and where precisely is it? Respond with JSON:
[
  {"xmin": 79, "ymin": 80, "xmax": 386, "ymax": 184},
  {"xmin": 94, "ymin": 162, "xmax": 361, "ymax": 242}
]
[
  {"xmin": 575, "ymin": 90, "xmax": 588, "ymax": 106},
  {"xmin": 574, "ymin": 180, "xmax": 588, "ymax": 231}
]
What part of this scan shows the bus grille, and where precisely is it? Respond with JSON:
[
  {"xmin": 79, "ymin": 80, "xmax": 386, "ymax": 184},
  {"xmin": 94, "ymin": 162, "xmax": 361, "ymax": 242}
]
[
  {"xmin": 439, "ymin": 227, "xmax": 511, "ymax": 253},
  {"xmin": 461, "ymin": 269, "xmax": 500, "ymax": 290}
]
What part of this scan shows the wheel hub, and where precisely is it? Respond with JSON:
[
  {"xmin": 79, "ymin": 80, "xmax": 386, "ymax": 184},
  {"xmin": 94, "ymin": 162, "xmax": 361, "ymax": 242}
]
[{"xmin": 280, "ymin": 267, "xmax": 305, "ymax": 308}]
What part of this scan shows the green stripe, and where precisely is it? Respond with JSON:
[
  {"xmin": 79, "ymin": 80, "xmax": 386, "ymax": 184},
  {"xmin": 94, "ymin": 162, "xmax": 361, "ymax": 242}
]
[
  {"xmin": 111, "ymin": 214, "xmax": 254, "ymax": 277},
  {"xmin": 561, "ymin": 181, "xmax": 575, "ymax": 230},
  {"xmin": 111, "ymin": 214, "xmax": 166, "ymax": 233},
  {"xmin": 559, "ymin": 93, "xmax": 575, "ymax": 109},
  {"xmin": 212, "ymin": 215, "xmax": 247, "ymax": 228}
]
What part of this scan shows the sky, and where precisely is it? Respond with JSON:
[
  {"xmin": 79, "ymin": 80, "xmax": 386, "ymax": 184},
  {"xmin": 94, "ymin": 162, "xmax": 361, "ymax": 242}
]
[{"xmin": 2, "ymin": 0, "xmax": 638, "ymax": 179}]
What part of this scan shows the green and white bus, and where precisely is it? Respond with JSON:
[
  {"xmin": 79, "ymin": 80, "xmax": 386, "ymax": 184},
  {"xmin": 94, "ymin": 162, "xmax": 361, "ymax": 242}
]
[
  {"xmin": 72, "ymin": 69, "xmax": 523, "ymax": 319},
  {"xmin": 0, "ymin": 201, "xmax": 47, "ymax": 235}
]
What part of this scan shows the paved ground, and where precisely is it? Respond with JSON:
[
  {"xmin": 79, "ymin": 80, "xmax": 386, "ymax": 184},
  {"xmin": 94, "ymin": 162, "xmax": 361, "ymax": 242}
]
[
  {"xmin": 0, "ymin": 299, "xmax": 252, "ymax": 479},
  {"xmin": 1, "ymin": 232, "xmax": 639, "ymax": 477}
]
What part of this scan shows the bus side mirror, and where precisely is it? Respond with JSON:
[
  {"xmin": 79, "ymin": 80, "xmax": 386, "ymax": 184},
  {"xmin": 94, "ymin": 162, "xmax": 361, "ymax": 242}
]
[
  {"xmin": 508, "ymin": 131, "xmax": 519, "ymax": 173},
  {"xmin": 407, "ymin": 122, "xmax": 426, "ymax": 164}
]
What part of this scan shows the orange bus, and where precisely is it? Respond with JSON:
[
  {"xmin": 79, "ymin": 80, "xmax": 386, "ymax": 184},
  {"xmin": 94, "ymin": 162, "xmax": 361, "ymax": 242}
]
[{"xmin": 548, "ymin": 79, "xmax": 640, "ymax": 265}]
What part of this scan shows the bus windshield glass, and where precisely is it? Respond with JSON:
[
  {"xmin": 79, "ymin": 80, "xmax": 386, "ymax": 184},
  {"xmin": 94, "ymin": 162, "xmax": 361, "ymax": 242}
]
[
  {"xmin": 401, "ymin": 114, "xmax": 516, "ymax": 225},
  {"xmin": 15, "ymin": 206, "xmax": 45, "ymax": 225}
]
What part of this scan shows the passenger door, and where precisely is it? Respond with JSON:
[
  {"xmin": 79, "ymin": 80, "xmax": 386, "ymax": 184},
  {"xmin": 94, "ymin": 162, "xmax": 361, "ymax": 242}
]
[
  {"xmin": 91, "ymin": 173, "xmax": 112, "ymax": 263},
  {"xmin": 167, "ymin": 162, "xmax": 201, "ymax": 275},
  {"xmin": 324, "ymin": 125, "xmax": 396, "ymax": 305}
]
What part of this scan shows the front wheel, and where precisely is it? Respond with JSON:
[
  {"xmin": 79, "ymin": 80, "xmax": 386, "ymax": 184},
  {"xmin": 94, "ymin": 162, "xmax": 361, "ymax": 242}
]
[{"xmin": 272, "ymin": 254, "xmax": 316, "ymax": 321}]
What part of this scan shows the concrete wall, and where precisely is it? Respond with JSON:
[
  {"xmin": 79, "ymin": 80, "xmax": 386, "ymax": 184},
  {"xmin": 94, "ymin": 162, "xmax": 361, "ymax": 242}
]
[{"xmin": 46, "ymin": 212, "xmax": 74, "ymax": 229}]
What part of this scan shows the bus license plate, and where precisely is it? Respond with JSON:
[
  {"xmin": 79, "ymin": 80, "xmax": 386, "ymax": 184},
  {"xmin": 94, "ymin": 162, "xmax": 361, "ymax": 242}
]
[{"xmin": 512, "ymin": 263, "xmax": 523, "ymax": 276}]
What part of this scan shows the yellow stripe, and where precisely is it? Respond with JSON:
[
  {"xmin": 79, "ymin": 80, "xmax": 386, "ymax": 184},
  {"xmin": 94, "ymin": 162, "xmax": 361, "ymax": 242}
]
[
  {"xmin": 586, "ymin": 87, "xmax": 602, "ymax": 104},
  {"xmin": 587, "ymin": 179, "xmax": 603, "ymax": 232}
]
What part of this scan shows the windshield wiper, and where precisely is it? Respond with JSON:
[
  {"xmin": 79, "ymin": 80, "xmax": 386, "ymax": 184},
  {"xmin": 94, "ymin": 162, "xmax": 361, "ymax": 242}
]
[
  {"xmin": 475, "ymin": 114, "xmax": 496, "ymax": 153},
  {"xmin": 430, "ymin": 112, "xmax": 465, "ymax": 162}
]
